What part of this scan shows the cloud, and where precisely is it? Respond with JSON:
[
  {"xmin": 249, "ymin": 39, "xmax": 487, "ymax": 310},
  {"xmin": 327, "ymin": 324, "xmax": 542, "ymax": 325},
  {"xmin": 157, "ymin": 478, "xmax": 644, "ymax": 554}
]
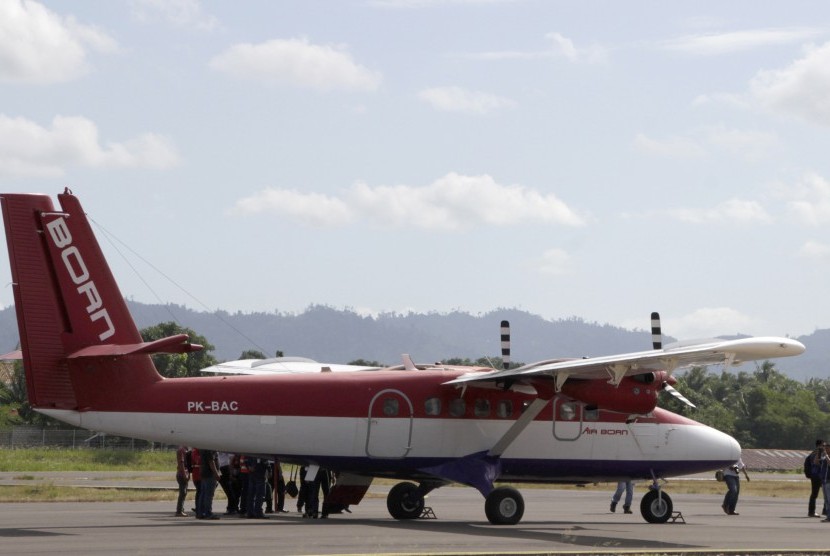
[
  {"xmin": 663, "ymin": 27, "xmax": 822, "ymax": 56},
  {"xmin": 667, "ymin": 198, "xmax": 772, "ymax": 225},
  {"xmin": 418, "ymin": 86, "xmax": 516, "ymax": 114},
  {"xmin": 634, "ymin": 127, "xmax": 778, "ymax": 161},
  {"xmin": 535, "ymin": 248, "xmax": 573, "ymax": 276},
  {"xmin": 0, "ymin": 114, "xmax": 180, "ymax": 178},
  {"xmin": 703, "ymin": 125, "xmax": 779, "ymax": 160},
  {"xmin": 130, "ymin": 0, "xmax": 219, "ymax": 31},
  {"xmin": 369, "ymin": 0, "xmax": 518, "ymax": 7},
  {"xmin": 231, "ymin": 172, "xmax": 585, "ymax": 230},
  {"xmin": 209, "ymin": 37, "xmax": 382, "ymax": 92},
  {"xmin": 664, "ymin": 307, "xmax": 760, "ymax": 339},
  {"xmin": 0, "ymin": 0, "xmax": 117, "ymax": 84},
  {"xmin": 798, "ymin": 240, "xmax": 830, "ymax": 262},
  {"xmin": 633, "ymin": 133, "xmax": 706, "ymax": 159},
  {"xmin": 750, "ymin": 41, "xmax": 830, "ymax": 127},
  {"xmin": 780, "ymin": 173, "xmax": 830, "ymax": 226},
  {"xmin": 463, "ymin": 31, "xmax": 606, "ymax": 63}
]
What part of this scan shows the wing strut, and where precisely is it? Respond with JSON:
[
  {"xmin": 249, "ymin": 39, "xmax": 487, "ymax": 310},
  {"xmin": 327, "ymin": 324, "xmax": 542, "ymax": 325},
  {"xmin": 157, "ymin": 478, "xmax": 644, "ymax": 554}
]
[{"xmin": 487, "ymin": 397, "xmax": 550, "ymax": 457}]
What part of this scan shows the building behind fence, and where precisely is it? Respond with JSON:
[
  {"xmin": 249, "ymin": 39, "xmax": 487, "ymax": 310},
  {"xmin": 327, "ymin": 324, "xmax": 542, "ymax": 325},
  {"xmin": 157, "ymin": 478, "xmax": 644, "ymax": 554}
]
[{"xmin": 0, "ymin": 426, "xmax": 173, "ymax": 450}]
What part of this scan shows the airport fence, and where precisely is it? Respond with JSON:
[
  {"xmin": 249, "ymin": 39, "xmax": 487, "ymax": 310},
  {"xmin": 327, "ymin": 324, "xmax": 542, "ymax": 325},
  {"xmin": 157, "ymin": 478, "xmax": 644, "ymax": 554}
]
[{"xmin": 0, "ymin": 426, "xmax": 173, "ymax": 450}]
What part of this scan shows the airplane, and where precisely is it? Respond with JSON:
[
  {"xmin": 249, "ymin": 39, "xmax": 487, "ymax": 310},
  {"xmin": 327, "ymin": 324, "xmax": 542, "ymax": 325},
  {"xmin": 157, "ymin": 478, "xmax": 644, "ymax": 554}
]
[{"xmin": 0, "ymin": 189, "xmax": 806, "ymax": 525}]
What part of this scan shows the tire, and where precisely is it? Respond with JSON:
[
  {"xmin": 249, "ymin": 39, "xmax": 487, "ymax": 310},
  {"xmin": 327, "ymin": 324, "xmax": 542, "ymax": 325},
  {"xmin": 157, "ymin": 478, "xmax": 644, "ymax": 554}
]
[
  {"xmin": 640, "ymin": 489, "xmax": 673, "ymax": 523},
  {"xmin": 484, "ymin": 486, "xmax": 525, "ymax": 525},
  {"xmin": 386, "ymin": 482, "xmax": 424, "ymax": 520}
]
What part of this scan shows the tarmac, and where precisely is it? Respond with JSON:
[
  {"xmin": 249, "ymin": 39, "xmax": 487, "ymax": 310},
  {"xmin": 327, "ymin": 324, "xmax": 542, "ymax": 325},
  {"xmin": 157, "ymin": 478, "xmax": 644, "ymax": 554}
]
[{"xmin": 2, "ymin": 472, "xmax": 830, "ymax": 555}]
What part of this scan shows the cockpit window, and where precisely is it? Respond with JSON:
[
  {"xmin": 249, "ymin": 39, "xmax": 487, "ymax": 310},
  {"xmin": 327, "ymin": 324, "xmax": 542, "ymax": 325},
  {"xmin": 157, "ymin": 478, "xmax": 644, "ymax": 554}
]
[{"xmin": 474, "ymin": 398, "xmax": 490, "ymax": 417}]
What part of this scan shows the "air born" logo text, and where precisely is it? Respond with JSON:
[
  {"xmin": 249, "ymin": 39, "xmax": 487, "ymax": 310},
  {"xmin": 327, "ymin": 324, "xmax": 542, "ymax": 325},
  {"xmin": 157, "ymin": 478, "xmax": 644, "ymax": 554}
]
[{"xmin": 46, "ymin": 217, "xmax": 115, "ymax": 341}]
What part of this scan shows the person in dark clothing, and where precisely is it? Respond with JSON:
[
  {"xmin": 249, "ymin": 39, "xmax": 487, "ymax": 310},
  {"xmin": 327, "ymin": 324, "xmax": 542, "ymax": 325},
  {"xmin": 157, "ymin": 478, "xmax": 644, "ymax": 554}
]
[
  {"xmin": 196, "ymin": 449, "xmax": 221, "ymax": 520},
  {"xmin": 218, "ymin": 452, "xmax": 238, "ymax": 515},
  {"xmin": 302, "ymin": 466, "xmax": 331, "ymax": 519},
  {"xmin": 808, "ymin": 439, "xmax": 825, "ymax": 518},
  {"xmin": 246, "ymin": 457, "xmax": 267, "ymax": 519},
  {"xmin": 274, "ymin": 459, "xmax": 287, "ymax": 512}
]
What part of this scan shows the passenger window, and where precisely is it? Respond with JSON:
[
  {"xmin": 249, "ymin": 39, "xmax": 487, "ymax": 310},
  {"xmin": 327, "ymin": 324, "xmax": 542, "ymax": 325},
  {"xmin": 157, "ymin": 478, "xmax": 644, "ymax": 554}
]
[
  {"xmin": 496, "ymin": 400, "xmax": 513, "ymax": 418},
  {"xmin": 383, "ymin": 398, "xmax": 399, "ymax": 416},
  {"xmin": 559, "ymin": 402, "xmax": 577, "ymax": 421},
  {"xmin": 424, "ymin": 397, "xmax": 441, "ymax": 416},
  {"xmin": 449, "ymin": 398, "xmax": 466, "ymax": 417},
  {"xmin": 584, "ymin": 406, "xmax": 599, "ymax": 421},
  {"xmin": 474, "ymin": 398, "xmax": 490, "ymax": 417}
]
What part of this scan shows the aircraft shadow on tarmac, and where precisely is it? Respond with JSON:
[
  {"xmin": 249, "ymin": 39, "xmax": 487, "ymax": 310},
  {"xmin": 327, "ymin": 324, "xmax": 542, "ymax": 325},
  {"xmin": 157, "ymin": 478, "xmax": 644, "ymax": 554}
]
[{"xmin": 130, "ymin": 511, "xmax": 702, "ymax": 552}]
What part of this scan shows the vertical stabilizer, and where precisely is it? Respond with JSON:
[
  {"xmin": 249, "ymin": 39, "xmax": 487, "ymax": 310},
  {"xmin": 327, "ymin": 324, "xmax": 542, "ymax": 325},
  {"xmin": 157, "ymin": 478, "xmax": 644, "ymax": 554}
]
[{"xmin": 1, "ymin": 191, "xmax": 153, "ymax": 410}]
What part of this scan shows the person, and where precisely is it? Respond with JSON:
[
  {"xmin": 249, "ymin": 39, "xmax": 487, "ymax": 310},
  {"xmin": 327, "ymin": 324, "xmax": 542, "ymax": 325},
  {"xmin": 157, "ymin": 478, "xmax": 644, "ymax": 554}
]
[
  {"xmin": 246, "ymin": 457, "xmax": 267, "ymax": 519},
  {"xmin": 236, "ymin": 454, "xmax": 250, "ymax": 515},
  {"xmin": 196, "ymin": 449, "xmax": 221, "ymax": 520},
  {"xmin": 174, "ymin": 445, "xmax": 190, "ymax": 517},
  {"xmin": 610, "ymin": 480, "xmax": 634, "ymax": 514},
  {"xmin": 190, "ymin": 447, "xmax": 201, "ymax": 514},
  {"xmin": 217, "ymin": 452, "xmax": 238, "ymax": 515},
  {"xmin": 821, "ymin": 443, "xmax": 830, "ymax": 522},
  {"xmin": 721, "ymin": 458, "xmax": 748, "ymax": 515},
  {"xmin": 302, "ymin": 466, "xmax": 331, "ymax": 519},
  {"xmin": 273, "ymin": 459, "xmax": 288, "ymax": 513},
  {"xmin": 807, "ymin": 439, "xmax": 824, "ymax": 518},
  {"xmin": 297, "ymin": 465, "xmax": 308, "ymax": 514}
]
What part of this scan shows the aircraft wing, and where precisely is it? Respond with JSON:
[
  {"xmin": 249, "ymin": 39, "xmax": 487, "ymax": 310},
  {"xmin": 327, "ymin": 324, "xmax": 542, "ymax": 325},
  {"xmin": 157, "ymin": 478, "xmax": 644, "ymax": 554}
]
[
  {"xmin": 201, "ymin": 357, "xmax": 381, "ymax": 375},
  {"xmin": 444, "ymin": 336, "xmax": 805, "ymax": 387}
]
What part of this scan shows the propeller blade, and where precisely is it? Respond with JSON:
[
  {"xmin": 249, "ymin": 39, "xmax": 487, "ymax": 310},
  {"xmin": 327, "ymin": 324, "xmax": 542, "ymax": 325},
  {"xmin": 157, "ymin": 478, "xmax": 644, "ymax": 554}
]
[
  {"xmin": 663, "ymin": 382, "xmax": 696, "ymax": 408},
  {"xmin": 500, "ymin": 320, "xmax": 511, "ymax": 370},
  {"xmin": 651, "ymin": 312, "xmax": 662, "ymax": 350}
]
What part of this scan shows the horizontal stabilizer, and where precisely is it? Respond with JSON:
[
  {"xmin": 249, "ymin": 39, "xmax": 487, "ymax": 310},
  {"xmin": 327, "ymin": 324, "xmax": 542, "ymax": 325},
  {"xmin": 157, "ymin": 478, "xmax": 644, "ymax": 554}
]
[{"xmin": 67, "ymin": 334, "xmax": 203, "ymax": 359}]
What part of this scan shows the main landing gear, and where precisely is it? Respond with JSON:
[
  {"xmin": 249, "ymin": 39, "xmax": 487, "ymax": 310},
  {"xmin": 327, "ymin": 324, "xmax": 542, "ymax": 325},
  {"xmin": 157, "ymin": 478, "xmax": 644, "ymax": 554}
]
[{"xmin": 386, "ymin": 482, "xmax": 525, "ymax": 525}]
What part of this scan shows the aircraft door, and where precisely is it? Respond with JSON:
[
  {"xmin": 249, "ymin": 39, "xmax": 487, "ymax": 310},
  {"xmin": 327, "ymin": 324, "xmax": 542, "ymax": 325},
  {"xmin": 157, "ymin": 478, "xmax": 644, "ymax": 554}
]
[
  {"xmin": 552, "ymin": 398, "xmax": 583, "ymax": 441},
  {"xmin": 366, "ymin": 389, "xmax": 414, "ymax": 459}
]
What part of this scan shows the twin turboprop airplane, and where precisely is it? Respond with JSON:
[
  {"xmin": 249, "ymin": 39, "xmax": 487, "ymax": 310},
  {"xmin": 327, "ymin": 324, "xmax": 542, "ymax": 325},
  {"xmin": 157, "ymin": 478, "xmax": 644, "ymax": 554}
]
[{"xmin": 0, "ymin": 190, "xmax": 806, "ymax": 525}]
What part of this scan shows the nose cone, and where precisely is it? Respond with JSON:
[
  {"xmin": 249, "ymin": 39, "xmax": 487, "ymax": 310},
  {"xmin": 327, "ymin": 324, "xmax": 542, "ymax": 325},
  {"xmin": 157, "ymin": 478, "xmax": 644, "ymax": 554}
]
[{"xmin": 655, "ymin": 410, "xmax": 742, "ymax": 476}]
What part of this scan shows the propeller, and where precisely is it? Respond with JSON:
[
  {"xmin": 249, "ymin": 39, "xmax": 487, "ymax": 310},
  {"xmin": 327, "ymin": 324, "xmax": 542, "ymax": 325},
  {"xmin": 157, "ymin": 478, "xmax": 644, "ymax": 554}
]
[
  {"xmin": 651, "ymin": 311, "xmax": 662, "ymax": 350},
  {"xmin": 652, "ymin": 312, "xmax": 695, "ymax": 408},
  {"xmin": 662, "ymin": 380, "xmax": 696, "ymax": 408},
  {"xmin": 500, "ymin": 320, "xmax": 511, "ymax": 370}
]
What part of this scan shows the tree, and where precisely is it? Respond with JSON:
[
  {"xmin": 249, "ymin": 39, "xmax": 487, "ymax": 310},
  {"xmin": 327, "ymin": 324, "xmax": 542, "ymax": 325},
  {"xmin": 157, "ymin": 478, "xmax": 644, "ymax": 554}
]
[
  {"xmin": 140, "ymin": 322, "xmax": 217, "ymax": 378},
  {"xmin": 239, "ymin": 349, "xmax": 267, "ymax": 360},
  {"xmin": 0, "ymin": 360, "xmax": 62, "ymax": 427}
]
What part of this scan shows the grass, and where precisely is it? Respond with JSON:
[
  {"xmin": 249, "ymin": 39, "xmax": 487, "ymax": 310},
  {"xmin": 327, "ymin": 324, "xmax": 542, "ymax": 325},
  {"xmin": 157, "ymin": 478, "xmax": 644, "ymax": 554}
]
[{"xmin": 0, "ymin": 447, "xmax": 174, "ymax": 472}]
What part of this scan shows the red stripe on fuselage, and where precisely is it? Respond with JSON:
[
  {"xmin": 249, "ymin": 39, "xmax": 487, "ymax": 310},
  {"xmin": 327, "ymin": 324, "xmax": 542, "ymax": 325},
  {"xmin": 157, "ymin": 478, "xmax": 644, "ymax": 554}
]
[{"xmin": 69, "ymin": 364, "xmax": 676, "ymax": 425}]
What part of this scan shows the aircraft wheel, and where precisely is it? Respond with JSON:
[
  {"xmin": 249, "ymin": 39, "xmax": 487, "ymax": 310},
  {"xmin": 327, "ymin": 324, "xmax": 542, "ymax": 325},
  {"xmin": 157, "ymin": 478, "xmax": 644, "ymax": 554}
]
[
  {"xmin": 485, "ymin": 486, "xmax": 525, "ymax": 525},
  {"xmin": 640, "ymin": 489, "xmax": 673, "ymax": 523},
  {"xmin": 387, "ymin": 482, "xmax": 425, "ymax": 520}
]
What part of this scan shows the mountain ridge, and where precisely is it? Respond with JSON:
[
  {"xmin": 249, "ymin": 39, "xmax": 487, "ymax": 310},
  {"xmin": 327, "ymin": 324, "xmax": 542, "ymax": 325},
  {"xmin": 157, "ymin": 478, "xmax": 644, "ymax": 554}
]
[{"xmin": 0, "ymin": 302, "xmax": 824, "ymax": 380}]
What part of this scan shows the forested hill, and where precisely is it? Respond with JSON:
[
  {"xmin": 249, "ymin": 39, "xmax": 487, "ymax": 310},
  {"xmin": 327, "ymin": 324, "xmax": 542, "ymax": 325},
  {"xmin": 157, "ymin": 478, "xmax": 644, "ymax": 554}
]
[{"xmin": 0, "ymin": 302, "xmax": 825, "ymax": 380}]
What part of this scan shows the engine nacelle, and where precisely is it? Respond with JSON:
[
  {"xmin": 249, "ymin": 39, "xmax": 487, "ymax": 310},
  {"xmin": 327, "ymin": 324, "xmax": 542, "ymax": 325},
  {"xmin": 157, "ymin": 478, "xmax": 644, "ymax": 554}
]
[{"xmin": 557, "ymin": 371, "xmax": 668, "ymax": 414}]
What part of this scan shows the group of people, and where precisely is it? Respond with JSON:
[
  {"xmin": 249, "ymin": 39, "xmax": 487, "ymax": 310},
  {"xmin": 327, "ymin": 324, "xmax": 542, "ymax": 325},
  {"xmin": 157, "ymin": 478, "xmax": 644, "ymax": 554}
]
[
  {"xmin": 175, "ymin": 446, "xmax": 333, "ymax": 520},
  {"xmin": 609, "ymin": 457, "xmax": 750, "ymax": 516}
]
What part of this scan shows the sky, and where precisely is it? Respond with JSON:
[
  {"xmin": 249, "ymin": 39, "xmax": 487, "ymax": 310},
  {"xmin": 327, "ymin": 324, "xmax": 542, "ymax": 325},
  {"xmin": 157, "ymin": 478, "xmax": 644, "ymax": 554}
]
[{"xmin": 1, "ymin": 0, "xmax": 829, "ymax": 341}]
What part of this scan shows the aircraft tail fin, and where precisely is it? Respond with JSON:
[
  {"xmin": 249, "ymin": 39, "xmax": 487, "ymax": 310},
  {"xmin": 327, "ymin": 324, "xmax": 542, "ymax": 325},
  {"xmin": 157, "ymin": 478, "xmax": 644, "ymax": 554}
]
[{"xmin": 1, "ymin": 190, "xmax": 168, "ymax": 410}]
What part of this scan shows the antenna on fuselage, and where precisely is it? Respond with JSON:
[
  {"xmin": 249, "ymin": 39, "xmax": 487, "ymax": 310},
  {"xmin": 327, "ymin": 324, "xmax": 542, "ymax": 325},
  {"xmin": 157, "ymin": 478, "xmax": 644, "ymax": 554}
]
[
  {"xmin": 500, "ymin": 320, "xmax": 511, "ymax": 370},
  {"xmin": 651, "ymin": 312, "xmax": 662, "ymax": 350}
]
